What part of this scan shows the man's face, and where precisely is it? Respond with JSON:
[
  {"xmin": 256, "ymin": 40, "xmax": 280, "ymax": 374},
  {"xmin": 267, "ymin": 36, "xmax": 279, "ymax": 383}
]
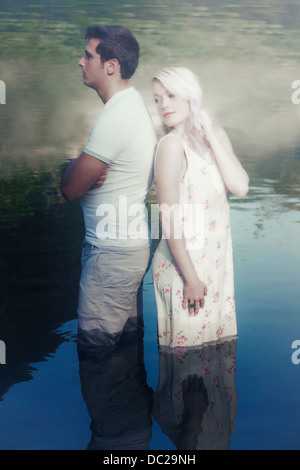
[{"xmin": 78, "ymin": 38, "xmax": 106, "ymax": 91}]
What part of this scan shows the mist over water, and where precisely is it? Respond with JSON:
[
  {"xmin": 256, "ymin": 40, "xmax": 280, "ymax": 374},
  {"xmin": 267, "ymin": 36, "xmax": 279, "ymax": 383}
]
[{"xmin": 0, "ymin": 0, "xmax": 299, "ymax": 159}]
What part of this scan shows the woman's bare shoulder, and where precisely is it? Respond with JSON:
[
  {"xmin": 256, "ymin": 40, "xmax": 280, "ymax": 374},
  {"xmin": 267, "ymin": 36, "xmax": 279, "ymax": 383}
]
[
  {"xmin": 155, "ymin": 133, "xmax": 187, "ymax": 179},
  {"xmin": 157, "ymin": 133, "xmax": 185, "ymax": 156}
]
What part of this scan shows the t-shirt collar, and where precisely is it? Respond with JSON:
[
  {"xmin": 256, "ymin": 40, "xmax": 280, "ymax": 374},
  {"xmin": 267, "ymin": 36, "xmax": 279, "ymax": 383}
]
[{"xmin": 105, "ymin": 86, "xmax": 134, "ymax": 108}]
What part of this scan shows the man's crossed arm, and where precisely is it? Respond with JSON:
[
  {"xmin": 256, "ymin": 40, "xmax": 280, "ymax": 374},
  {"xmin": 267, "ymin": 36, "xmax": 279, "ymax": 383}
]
[{"xmin": 61, "ymin": 152, "xmax": 107, "ymax": 202}]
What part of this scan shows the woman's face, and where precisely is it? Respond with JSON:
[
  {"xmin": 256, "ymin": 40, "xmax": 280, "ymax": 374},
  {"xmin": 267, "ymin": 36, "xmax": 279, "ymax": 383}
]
[{"xmin": 152, "ymin": 79, "xmax": 190, "ymax": 131}]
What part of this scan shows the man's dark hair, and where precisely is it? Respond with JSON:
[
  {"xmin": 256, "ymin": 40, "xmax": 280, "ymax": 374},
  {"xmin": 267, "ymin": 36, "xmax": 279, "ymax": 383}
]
[{"xmin": 85, "ymin": 25, "xmax": 139, "ymax": 79}]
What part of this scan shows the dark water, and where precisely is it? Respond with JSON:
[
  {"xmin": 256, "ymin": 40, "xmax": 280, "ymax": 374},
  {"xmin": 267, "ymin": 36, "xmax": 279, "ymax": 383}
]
[{"xmin": 0, "ymin": 0, "xmax": 300, "ymax": 450}]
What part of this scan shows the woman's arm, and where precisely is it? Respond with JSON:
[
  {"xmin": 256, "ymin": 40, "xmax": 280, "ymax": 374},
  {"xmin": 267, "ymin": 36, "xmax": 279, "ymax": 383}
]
[
  {"xmin": 201, "ymin": 111, "xmax": 249, "ymax": 198},
  {"xmin": 155, "ymin": 136, "xmax": 207, "ymax": 315}
]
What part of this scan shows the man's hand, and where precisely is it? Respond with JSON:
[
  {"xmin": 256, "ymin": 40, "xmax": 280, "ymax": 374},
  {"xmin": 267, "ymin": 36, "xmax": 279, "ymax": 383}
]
[{"xmin": 89, "ymin": 168, "xmax": 107, "ymax": 189}]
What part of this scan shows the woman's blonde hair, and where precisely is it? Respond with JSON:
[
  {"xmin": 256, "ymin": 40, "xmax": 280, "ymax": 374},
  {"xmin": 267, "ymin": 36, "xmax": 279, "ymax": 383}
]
[{"xmin": 153, "ymin": 67, "xmax": 206, "ymax": 150}]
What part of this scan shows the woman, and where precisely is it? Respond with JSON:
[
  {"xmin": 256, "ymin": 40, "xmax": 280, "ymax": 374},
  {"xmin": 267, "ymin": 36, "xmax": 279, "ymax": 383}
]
[{"xmin": 152, "ymin": 67, "xmax": 249, "ymax": 348}]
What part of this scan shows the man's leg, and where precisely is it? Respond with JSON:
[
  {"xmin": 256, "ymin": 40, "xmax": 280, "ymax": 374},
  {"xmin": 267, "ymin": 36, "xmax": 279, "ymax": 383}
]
[{"xmin": 77, "ymin": 244, "xmax": 150, "ymax": 349}]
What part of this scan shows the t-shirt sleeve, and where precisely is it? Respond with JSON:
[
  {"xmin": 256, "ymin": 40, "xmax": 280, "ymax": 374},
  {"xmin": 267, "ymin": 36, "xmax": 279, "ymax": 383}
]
[{"xmin": 83, "ymin": 109, "xmax": 125, "ymax": 164}]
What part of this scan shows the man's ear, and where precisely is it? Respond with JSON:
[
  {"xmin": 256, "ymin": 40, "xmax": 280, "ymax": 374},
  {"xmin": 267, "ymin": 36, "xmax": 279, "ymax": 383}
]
[{"xmin": 106, "ymin": 58, "xmax": 120, "ymax": 76}]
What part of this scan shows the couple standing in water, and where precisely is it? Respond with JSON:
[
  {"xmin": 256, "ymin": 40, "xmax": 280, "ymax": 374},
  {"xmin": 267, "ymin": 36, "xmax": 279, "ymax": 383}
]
[
  {"xmin": 61, "ymin": 24, "xmax": 247, "ymax": 451},
  {"xmin": 61, "ymin": 24, "xmax": 249, "ymax": 351}
]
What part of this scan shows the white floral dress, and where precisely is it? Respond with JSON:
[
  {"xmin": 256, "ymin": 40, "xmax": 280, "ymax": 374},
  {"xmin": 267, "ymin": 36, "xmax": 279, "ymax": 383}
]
[{"xmin": 152, "ymin": 134, "xmax": 237, "ymax": 348}]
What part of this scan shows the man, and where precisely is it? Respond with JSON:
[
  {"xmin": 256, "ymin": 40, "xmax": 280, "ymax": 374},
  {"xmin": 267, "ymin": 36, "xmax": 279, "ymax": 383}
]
[{"xmin": 61, "ymin": 25, "xmax": 156, "ymax": 347}]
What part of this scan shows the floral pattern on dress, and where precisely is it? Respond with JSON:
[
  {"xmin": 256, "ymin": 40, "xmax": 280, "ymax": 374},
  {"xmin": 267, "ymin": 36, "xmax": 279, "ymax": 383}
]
[{"xmin": 152, "ymin": 134, "xmax": 237, "ymax": 348}]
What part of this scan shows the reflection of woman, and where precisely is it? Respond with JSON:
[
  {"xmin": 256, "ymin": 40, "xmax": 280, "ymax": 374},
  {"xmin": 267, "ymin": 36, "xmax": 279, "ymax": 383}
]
[
  {"xmin": 152, "ymin": 340, "xmax": 238, "ymax": 450},
  {"xmin": 152, "ymin": 68, "xmax": 249, "ymax": 348}
]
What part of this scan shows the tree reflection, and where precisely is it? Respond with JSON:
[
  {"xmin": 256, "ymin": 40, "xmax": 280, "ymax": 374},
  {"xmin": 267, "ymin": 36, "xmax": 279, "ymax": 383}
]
[{"xmin": 0, "ymin": 163, "xmax": 84, "ymax": 400}]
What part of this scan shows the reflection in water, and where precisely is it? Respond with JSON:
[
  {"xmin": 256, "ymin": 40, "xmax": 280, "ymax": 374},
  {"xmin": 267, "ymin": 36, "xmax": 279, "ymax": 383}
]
[
  {"xmin": 153, "ymin": 340, "xmax": 238, "ymax": 450},
  {"xmin": 0, "ymin": 162, "xmax": 84, "ymax": 401},
  {"xmin": 78, "ymin": 329, "xmax": 153, "ymax": 450},
  {"xmin": 77, "ymin": 288, "xmax": 153, "ymax": 450}
]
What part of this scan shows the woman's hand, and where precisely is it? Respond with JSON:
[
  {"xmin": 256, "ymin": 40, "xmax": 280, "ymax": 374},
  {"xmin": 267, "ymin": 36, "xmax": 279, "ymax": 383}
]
[
  {"xmin": 182, "ymin": 277, "xmax": 208, "ymax": 316},
  {"xmin": 199, "ymin": 110, "xmax": 249, "ymax": 198}
]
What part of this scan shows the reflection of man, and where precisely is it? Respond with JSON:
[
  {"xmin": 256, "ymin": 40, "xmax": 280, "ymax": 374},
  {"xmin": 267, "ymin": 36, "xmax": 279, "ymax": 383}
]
[
  {"xmin": 78, "ymin": 330, "xmax": 153, "ymax": 450},
  {"xmin": 61, "ymin": 26, "xmax": 156, "ymax": 347}
]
